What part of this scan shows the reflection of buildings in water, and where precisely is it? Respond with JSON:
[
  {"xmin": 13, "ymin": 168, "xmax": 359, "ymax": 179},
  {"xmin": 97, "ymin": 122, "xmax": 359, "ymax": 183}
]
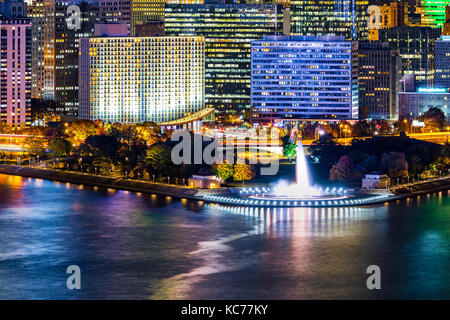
[{"xmin": 207, "ymin": 204, "xmax": 389, "ymax": 238}]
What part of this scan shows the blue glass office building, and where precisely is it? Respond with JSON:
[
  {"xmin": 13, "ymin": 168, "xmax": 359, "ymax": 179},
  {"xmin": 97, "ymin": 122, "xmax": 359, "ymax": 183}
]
[{"xmin": 251, "ymin": 35, "xmax": 358, "ymax": 123}]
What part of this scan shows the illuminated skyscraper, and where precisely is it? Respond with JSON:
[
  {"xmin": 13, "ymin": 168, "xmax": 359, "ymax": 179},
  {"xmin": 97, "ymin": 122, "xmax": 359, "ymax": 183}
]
[
  {"xmin": 434, "ymin": 36, "xmax": 450, "ymax": 89},
  {"xmin": 165, "ymin": 4, "xmax": 279, "ymax": 116},
  {"xmin": 378, "ymin": 26, "xmax": 441, "ymax": 88},
  {"xmin": 0, "ymin": 18, "xmax": 32, "ymax": 127},
  {"xmin": 79, "ymin": 36, "xmax": 205, "ymax": 123},
  {"xmin": 422, "ymin": 0, "xmax": 450, "ymax": 27},
  {"xmin": 290, "ymin": 0, "xmax": 369, "ymax": 40},
  {"xmin": 99, "ymin": 0, "xmax": 168, "ymax": 35},
  {"xmin": 358, "ymin": 42, "xmax": 402, "ymax": 120},
  {"xmin": 24, "ymin": 0, "xmax": 45, "ymax": 99},
  {"xmin": 41, "ymin": 1, "xmax": 97, "ymax": 114},
  {"xmin": 251, "ymin": 35, "xmax": 359, "ymax": 122},
  {"xmin": 130, "ymin": 0, "xmax": 165, "ymax": 35},
  {"xmin": 442, "ymin": 5, "xmax": 450, "ymax": 34},
  {"xmin": 99, "ymin": 0, "xmax": 131, "ymax": 25}
]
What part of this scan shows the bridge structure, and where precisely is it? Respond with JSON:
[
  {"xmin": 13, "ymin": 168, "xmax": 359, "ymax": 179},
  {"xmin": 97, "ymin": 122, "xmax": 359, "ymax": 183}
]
[
  {"xmin": 158, "ymin": 108, "xmax": 215, "ymax": 128},
  {"xmin": 0, "ymin": 134, "xmax": 47, "ymax": 152}
]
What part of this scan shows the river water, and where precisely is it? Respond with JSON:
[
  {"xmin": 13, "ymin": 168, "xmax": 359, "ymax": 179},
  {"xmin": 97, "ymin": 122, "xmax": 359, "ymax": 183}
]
[{"xmin": 0, "ymin": 174, "xmax": 449, "ymax": 299}]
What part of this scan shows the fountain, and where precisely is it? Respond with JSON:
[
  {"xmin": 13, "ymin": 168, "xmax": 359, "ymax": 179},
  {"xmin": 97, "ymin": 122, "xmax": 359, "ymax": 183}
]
[
  {"xmin": 201, "ymin": 138, "xmax": 394, "ymax": 208},
  {"xmin": 248, "ymin": 139, "xmax": 348, "ymax": 201}
]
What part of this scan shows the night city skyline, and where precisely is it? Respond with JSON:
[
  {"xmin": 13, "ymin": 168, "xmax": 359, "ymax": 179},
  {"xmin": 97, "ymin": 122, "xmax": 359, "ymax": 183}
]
[{"xmin": 0, "ymin": 0, "xmax": 449, "ymax": 308}]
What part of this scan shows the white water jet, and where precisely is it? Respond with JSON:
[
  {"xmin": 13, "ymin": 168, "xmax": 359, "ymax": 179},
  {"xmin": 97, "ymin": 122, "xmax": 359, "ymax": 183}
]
[
  {"xmin": 271, "ymin": 139, "xmax": 322, "ymax": 198},
  {"xmin": 296, "ymin": 139, "xmax": 310, "ymax": 187}
]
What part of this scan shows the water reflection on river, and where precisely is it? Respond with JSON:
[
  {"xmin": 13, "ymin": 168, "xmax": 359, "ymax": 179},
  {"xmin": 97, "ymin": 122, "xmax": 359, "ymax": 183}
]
[{"xmin": 0, "ymin": 174, "xmax": 449, "ymax": 299}]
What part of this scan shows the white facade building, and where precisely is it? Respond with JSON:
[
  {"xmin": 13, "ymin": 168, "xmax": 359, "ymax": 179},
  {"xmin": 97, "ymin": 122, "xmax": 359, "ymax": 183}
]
[{"xmin": 79, "ymin": 36, "xmax": 205, "ymax": 124}]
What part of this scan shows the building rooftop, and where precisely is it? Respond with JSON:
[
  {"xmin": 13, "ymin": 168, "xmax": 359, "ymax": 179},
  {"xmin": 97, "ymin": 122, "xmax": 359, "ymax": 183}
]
[{"xmin": 261, "ymin": 35, "xmax": 347, "ymax": 42}]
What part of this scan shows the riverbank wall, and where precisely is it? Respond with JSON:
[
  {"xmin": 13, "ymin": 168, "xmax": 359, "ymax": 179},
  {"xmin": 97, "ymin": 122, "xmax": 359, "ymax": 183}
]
[{"xmin": 0, "ymin": 164, "xmax": 203, "ymax": 200}]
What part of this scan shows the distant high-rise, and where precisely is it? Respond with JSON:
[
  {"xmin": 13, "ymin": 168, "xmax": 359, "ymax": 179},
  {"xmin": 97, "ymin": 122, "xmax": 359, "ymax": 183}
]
[
  {"xmin": 434, "ymin": 36, "xmax": 450, "ymax": 89},
  {"xmin": 0, "ymin": 18, "xmax": 32, "ymax": 127},
  {"xmin": 422, "ymin": 0, "xmax": 450, "ymax": 27},
  {"xmin": 367, "ymin": 1, "xmax": 412, "ymax": 41},
  {"xmin": 399, "ymin": 88, "xmax": 450, "ymax": 119},
  {"xmin": 290, "ymin": 0, "xmax": 369, "ymax": 40},
  {"xmin": 25, "ymin": 0, "xmax": 45, "ymax": 99},
  {"xmin": 443, "ymin": 5, "xmax": 450, "ymax": 35},
  {"xmin": 1, "ymin": 0, "xmax": 27, "ymax": 18},
  {"xmin": 165, "ymin": 4, "xmax": 279, "ymax": 117},
  {"xmin": 79, "ymin": 36, "xmax": 205, "ymax": 124},
  {"xmin": 378, "ymin": 26, "xmax": 441, "ymax": 88},
  {"xmin": 358, "ymin": 41, "xmax": 402, "ymax": 120},
  {"xmin": 251, "ymin": 35, "xmax": 359, "ymax": 122},
  {"xmin": 99, "ymin": 0, "xmax": 167, "ymax": 35},
  {"xmin": 130, "ymin": 0, "xmax": 165, "ymax": 35},
  {"xmin": 99, "ymin": 0, "xmax": 131, "ymax": 25},
  {"xmin": 41, "ymin": 1, "xmax": 97, "ymax": 115}
]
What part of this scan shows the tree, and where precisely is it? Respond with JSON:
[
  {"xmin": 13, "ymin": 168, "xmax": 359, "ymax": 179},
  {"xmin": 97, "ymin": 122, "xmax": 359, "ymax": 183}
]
[
  {"xmin": 329, "ymin": 155, "xmax": 355, "ymax": 181},
  {"xmin": 429, "ymin": 144, "xmax": 450, "ymax": 173},
  {"xmin": 353, "ymin": 120, "xmax": 371, "ymax": 137},
  {"xmin": 419, "ymin": 107, "xmax": 447, "ymax": 132},
  {"xmin": 84, "ymin": 134, "xmax": 121, "ymax": 160},
  {"xmin": 371, "ymin": 119, "xmax": 392, "ymax": 135},
  {"xmin": 92, "ymin": 156, "xmax": 114, "ymax": 175},
  {"xmin": 145, "ymin": 143, "xmax": 173, "ymax": 178},
  {"xmin": 138, "ymin": 122, "xmax": 162, "ymax": 146},
  {"xmin": 281, "ymin": 135, "xmax": 296, "ymax": 160},
  {"xmin": 22, "ymin": 137, "xmax": 45, "ymax": 156},
  {"xmin": 49, "ymin": 138, "xmax": 71, "ymax": 158},
  {"xmin": 0, "ymin": 122, "xmax": 11, "ymax": 134},
  {"xmin": 233, "ymin": 163, "xmax": 256, "ymax": 184},
  {"xmin": 312, "ymin": 133, "xmax": 337, "ymax": 146},
  {"xmin": 212, "ymin": 163, "xmax": 234, "ymax": 181},
  {"xmin": 381, "ymin": 152, "xmax": 408, "ymax": 178},
  {"xmin": 65, "ymin": 120, "xmax": 98, "ymax": 145}
]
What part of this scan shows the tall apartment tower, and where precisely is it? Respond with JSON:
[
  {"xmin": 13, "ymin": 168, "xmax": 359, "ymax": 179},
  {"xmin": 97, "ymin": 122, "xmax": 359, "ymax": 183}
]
[
  {"xmin": 0, "ymin": 16, "xmax": 32, "ymax": 127},
  {"xmin": 358, "ymin": 41, "xmax": 402, "ymax": 120}
]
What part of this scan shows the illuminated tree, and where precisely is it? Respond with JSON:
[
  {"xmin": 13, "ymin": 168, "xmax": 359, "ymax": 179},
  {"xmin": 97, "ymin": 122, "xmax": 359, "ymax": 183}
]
[
  {"xmin": 22, "ymin": 137, "xmax": 45, "ymax": 156},
  {"xmin": 281, "ymin": 135, "xmax": 296, "ymax": 160},
  {"xmin": 65, "ymin": 120, "xmax": 97, "ymax": 145},
  {"xmin": 233, "ymin": 163, "xmax": 256, "ymax": 184},
  {"xmin": 212, "ymin": 163, "xmax": 234, "ymax": 181}
]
